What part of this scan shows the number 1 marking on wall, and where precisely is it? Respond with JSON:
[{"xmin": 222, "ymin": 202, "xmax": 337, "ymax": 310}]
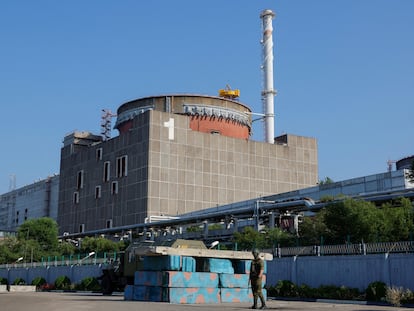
[{"xmin": 164, "ymin": 118, "xmax": 174, "ymax": 140}]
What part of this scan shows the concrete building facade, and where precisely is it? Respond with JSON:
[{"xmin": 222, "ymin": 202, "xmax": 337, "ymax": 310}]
[
  {"xmin": 57, "ymin": 94, "xmax": 318, "ymax": 235},
  {"xmin": 0, "ymin": 175, "xmax": 59, "ymax": 232},
  {"xmin": 397, "ymin": 155, "xmax": 414, "ymax": 170},
  {"xmin": 270, "ymin": 169, "xmax": 414, "ymax": 202}
]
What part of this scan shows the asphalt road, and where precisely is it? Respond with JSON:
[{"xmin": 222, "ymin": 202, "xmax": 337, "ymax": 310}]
[{"xmin": 0, "ymin": 292, "xmax": 408, "ymax": 311}]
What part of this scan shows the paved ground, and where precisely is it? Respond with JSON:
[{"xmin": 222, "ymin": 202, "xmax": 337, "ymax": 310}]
[{"xmin": 0, "ymin": 292, "xmax": 409, "ymax": 311}]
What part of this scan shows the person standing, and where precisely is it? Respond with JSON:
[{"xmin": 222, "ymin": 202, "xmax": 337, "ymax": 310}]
[{"xmin": 250, "ymin": 248, "xmax": 266, "ymax": 309}]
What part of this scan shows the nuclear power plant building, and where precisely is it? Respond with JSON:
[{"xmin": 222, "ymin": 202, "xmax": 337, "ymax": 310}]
[{"xmin": 57, "ymin": 94, "xmax": 318, "ymax": 235}]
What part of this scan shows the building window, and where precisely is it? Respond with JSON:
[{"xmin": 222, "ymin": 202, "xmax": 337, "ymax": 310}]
[
  {"xmin": 73, "ymin": 191, "xmax": 79, "ymax": 204},
  {"xmin": 95, "ymin": 186, "xmax": 102, "ymax": 199},
  {"xmin": 96, "ymin": 148, "xmax": 103, "ymax": 161},
  {"xmin": 79, "ymin": 224, "xmax": 85, "ymax": 233},
  {"xmin": 116, "ymin": 155, "xmax": 128, "ymax": 178},
  {"xmin": 77, "ymin": 170, "xmax": 84, "ymax": 189},
  {"xmin": 106, "ymin": 219, "xmax": 113, "ymax": 229},
  {"xmin": 16, "ymin": 211, "xmax": 19, "ymax": 224},
  {"xmin": 111, "ymin": 181, "xmax": 118, "ymax": 195},
  {"xmin": 103, "ymin": 161, "xmax": 110, "ymax": 182}
]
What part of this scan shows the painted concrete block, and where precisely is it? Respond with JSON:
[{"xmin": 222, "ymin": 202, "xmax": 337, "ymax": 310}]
[
  {"xmin": 221, "ymin": 288, "xmax": 252, "ymax": 303},
  {"xmin": 124, "ymin": 285, "xmax": 134, "ymax": 300},
  {"xmin": 143, "ymin": 255, "xmax": 181, "ymax": 271},
  {"xmin": 134, "ymin": 271, "xmax": 163, "ymax": 286},
  {"xmin": 220, "ymin": 288, "xmax": 267, "ymax": 303},
  {"xmin": 163, "ymin": 271, "xmax": 219, "ymax": 288},
  {"xmin": 207, "ymin": 258, "xmax": 234, "ymax": 273},
  {"xmin": 8, "ymin": 285, "xmax": 36, "ymax": 292},
  {"xmin": 219, "ymin": 273, "xmax": 249, "ymax": 288},
  {"xmin": 133, "ymin": 285, "xmax": 163, "ymax": 302},
  {"xmin": 182, "ymin": 256, "xmax": 196, "ymax": 272},
  {"xmin": 165, "ymin": 287, "xmax": 220, "ymax": 304}
]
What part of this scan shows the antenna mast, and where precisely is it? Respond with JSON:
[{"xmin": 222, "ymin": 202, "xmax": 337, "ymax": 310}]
[
  {"xmin": 9, "ymin": 174, "xmax": 16, "ymax": 191},
  {"xmin": 101, "ymin": 109, "xmax": 117, "ymax": 141}
]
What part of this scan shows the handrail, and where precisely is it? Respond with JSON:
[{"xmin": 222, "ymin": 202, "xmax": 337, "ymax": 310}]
[
  {"xmin": 0, "ymin": 252, "xmax": 118, "ymax": 269},
  {"xmin": 269, "ymin": 240, "xmax": 414, "ymax": 258}
]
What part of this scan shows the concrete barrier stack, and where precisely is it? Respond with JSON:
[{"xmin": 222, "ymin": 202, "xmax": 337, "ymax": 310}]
[{"xmin": 124, "ymin": 255, "xmax": 267, "ymax": 304}]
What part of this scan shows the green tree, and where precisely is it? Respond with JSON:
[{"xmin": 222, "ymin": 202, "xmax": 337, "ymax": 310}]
[
  {"xmin": 378, "ymin": 198, "xmax": 414, "ymax": 242},
  {"xmin": 233, "ymin": 226, "xmax": 266, "ymax": 250},
  {"xmin": 17, "ymin": 217, "xmax": 59, "ymax": 254},
  {"xmin": 0, "ymin": 237, "xmax": 21, "ymax": 264},
  {"xmin": 57, "ymin": 240, "xmax": 77, "ymax": 256},
  {"xmin": 297, "ymin": 198, "xmax": 414, "ymax": 245},
  {"xmin": 79, "ymin": 236, "xmax": 120, "ymax": 254},
  {"xmin": 264, "ymin": 227, "xmax": 295, "ymax": 248},
  {"xmin": 319, "ymin": 177, "xmax": 334, "ymax": 185},
  {"xmin": 298, "ymin": 214, "xmax": 328, "ymax": 245},
  {"xmin": 319, "ymin": 199, "xmax": 381, "ymax": 244},
  {"xmin": 233, "ymin": 226, "xmax": 295, "ymax": 250},
  {"xmin": 13, "ymin": 218, "xmax": 60, "ymax": 262}
]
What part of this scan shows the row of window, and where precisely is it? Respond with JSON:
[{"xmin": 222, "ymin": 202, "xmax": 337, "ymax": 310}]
[
  {"xmin": 96, "ymin": 148, "xmax": 127, "ymax": 177},
  {"xmin": 78, "ymin": 219, "xmax": 113, "ymax": 233},
  {"xmin": 15, "ymin": 208, "xmax": 28, "ymax": 224},
  {"xmin": 73, "ymin": 155, "xmax": 128, "ymax": 204},
  {"xmin": 73, "ymin": 181, "xmax": 119, "ymax": 204}
]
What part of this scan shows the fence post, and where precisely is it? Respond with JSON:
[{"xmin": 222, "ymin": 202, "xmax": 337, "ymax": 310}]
[
  {"xmin": 291, "ymin": 256, "xmax": 298, "ymax": 285},
  {"xmin": 383, "ymin": 253, "xmax": 391, "ymax": 287},
  {"xmin": 315, "ymin": 245, "xmax": 321, "ymax": 256},
  {"xmin": 320, "ymin": 236, "xmax": 324, "ymax": 256}
]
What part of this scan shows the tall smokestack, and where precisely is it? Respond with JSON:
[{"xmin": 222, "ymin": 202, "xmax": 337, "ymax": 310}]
[{"xmin": 260, "ymin": 9, "xmax": 276, "ymax": 144}]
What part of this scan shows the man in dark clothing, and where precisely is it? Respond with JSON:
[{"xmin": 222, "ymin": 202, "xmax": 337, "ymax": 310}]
[{"xmin": 250, "ymin": 248, "xmax": 266, "ymax": 309}]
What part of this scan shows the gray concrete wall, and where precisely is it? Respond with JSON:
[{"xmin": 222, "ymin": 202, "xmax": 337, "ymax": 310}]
[
  {"xmin": 267, "ymin": 253, "xmax": 414, "ymax": 291},
  {"xmin": 0, "ymin": 265, "xmax": 102, "ymax": 285},
  {"xmin": 1, "ymin": 254, "xmax": 414, "ymax": 292},
  {"xmin": 0, "ymin": 175, "xmax": 59, "ymax": 231},
  {"xmin": 58, "ymin": 110, "xmax": 318, "ymax": 235}
]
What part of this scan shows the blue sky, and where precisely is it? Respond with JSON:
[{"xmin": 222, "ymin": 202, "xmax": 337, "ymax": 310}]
[{"xmin": 0, "ymin": 1, "xmax": 413, "ymax": 194}]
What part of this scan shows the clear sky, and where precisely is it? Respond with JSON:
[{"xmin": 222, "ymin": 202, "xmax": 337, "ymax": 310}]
[{"xmin": 0, "ymin": 1, "xmax": 413, "ymax": 194}]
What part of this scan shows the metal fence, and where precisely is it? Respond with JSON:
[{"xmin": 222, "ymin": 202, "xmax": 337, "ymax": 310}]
[
  {"xmin": 2, "ymin": 241, "xmax": 414, "ymax": 270},
  {"xmin": 271, "ymin": 240, "xmax": 414, "ymax": 257},
  {"xmin": 0, "ymin": 252, "xmax": 118, "ymax": 270}
]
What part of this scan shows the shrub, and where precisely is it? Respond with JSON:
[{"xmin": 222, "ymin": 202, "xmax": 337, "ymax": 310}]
[
  {"xmin": 317, "ymin": 285, "xmax": 360, "ymax": 300},
  {"xmin": 297, "ymin": 283, "xmax": 315, "ymax": 298},
  {"xmin": 12, "ymin": 277, "xmax": 26, "ymax": 285},
  {"xmin": 386, "ymin": 286, "xmax": 413, "ymax": 307},
  {"xmin": 366, "ymin": 281, "xmax": 387, "ymax": 301},
  {"xmin": 269, "ymin": 281, "xmax": 361, "ymax": 301},
  {"xmin": 275, "ymin": 280, "xmax": 298, "ymax": 297},
  {"xmin": 31, "ymin": 277, "xmax": 47, "ymax": 288},
  {"xmin": 0, "ymin": 277, "xmax": 8, "ymax": 285},
  {"xmin": 54, "ymin": 275, "xmax": 71, "ymax": 290},
  {"xmin": 266, "ymin": 285, "xmax": 277, "ymax": 297},
  {"xmin": 75, "ymin": 277, "xmax": 101, "ymax": 291}
]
